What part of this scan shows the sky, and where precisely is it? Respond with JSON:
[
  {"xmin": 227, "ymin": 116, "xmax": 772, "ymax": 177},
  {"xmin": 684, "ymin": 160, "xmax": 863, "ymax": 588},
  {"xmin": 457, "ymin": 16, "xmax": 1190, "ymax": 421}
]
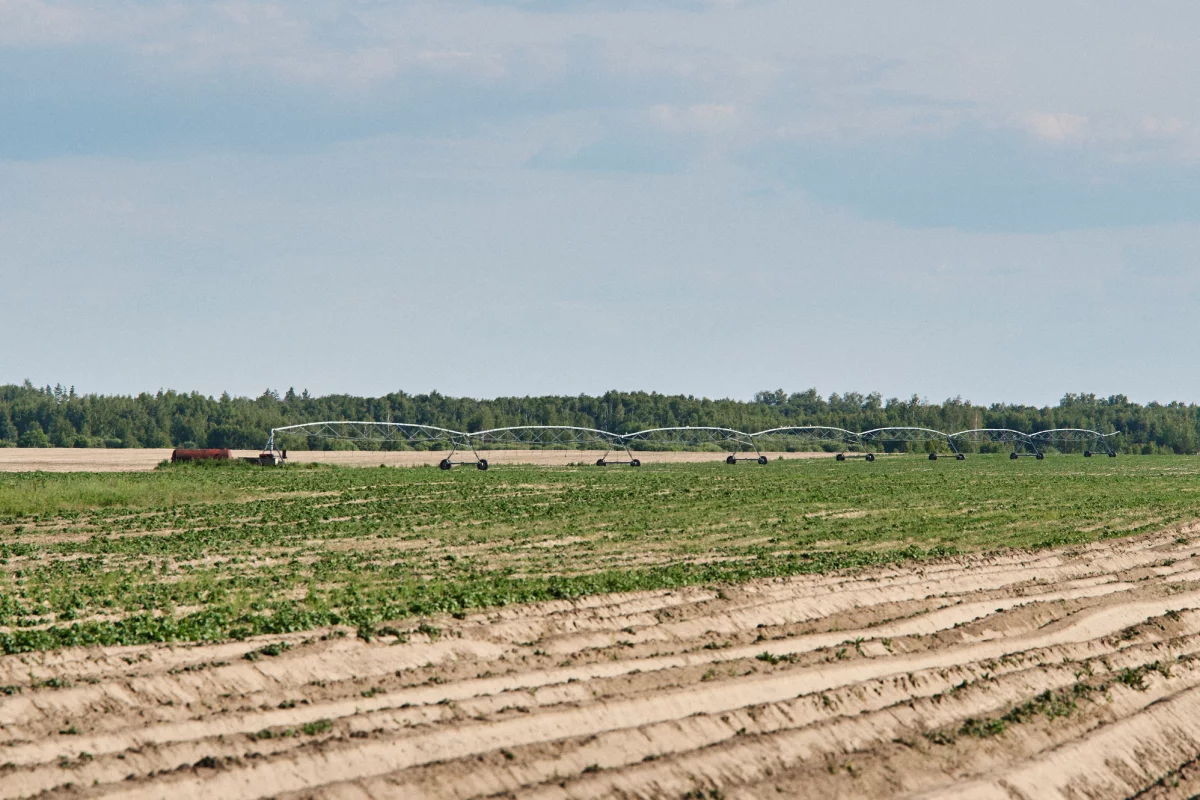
[{"xmin": 3, "ymin": 0, "xmax": 1200, "ymax": 406}]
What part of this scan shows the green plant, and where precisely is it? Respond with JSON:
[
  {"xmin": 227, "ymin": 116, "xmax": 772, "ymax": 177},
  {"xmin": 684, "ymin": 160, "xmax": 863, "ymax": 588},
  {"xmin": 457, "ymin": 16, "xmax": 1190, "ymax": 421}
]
[
  {"xmin": 301, "ymin": 719, "xmax": 333, "ymax": 735},
  {"xmin": 3, "ymin": 456, "xmax": 1200, "ymax": 655}
]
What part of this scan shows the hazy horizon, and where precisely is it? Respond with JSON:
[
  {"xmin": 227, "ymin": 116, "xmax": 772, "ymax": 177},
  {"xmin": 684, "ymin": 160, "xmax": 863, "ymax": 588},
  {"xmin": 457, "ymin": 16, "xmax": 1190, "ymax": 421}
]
[{"xmin": 1, "ymin": 379, "xmax": 1168, "ymax": 411}]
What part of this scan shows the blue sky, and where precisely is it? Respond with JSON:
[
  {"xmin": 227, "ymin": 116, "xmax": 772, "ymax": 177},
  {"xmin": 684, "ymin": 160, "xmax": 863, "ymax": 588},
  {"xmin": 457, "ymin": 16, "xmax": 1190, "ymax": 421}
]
[{"xmin": 3, "ymin": 0, "xmax": 1199, "ymax": 405}]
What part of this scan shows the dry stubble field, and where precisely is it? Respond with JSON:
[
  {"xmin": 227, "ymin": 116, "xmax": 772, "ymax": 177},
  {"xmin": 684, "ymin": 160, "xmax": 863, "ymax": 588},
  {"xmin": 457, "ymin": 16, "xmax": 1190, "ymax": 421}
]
[{"xmin": 2, "ymin": 455, "xmax": 1200, "ymax": 798}]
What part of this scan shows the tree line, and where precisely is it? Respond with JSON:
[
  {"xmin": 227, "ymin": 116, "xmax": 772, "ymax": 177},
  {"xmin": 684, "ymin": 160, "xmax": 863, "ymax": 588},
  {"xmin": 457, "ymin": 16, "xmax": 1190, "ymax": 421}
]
[{"xmin": 0, "ymin": 381, "xmax": 1195, "ymax": 454}]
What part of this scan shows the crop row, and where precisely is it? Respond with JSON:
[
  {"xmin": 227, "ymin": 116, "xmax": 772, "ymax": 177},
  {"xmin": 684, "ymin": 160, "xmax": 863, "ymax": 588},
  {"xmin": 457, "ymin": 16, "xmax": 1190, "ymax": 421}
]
[{"xmin": 0, "ymin": 456, "xmax": 1196, "ymax": 653}]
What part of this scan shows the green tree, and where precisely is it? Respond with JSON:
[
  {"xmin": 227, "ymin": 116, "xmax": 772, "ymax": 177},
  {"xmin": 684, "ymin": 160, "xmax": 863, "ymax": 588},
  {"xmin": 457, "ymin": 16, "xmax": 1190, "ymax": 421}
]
[
  {"xmin": 0, "ymin": 381, "xmax": 1198, "ymax": 454},
  {"xmin": 48, "ymin": 414, "xmax": 75, "ymax": 448},
  {"xmin": 18, "ymin": 422, "xmax": 50, "ymax": 448}
]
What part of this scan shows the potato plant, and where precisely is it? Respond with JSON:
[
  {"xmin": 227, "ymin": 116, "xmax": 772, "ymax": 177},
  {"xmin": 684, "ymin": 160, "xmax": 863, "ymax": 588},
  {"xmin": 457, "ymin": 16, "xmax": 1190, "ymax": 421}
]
[{"xmin": 0, "ymin": 456, "xmax": 1195, "ymax": 653}]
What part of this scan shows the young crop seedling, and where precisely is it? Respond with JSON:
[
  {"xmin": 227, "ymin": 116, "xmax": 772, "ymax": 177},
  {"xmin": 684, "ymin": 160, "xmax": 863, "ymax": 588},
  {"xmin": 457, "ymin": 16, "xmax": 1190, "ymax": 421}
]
[{"xmin": 1, "ymin": 455, "xmax": 1197, "ymax": 654}]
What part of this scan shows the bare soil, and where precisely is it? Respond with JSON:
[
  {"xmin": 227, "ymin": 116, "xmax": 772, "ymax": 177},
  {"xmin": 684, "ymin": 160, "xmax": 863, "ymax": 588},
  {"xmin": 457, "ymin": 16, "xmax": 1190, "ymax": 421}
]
[
  {"xmin": 0, "ymin": 448, "xmax": 844, "ymax": 472},
  {"xmin": 5, "ymin": 527, "xmax": 1200, "ymax": 798}
]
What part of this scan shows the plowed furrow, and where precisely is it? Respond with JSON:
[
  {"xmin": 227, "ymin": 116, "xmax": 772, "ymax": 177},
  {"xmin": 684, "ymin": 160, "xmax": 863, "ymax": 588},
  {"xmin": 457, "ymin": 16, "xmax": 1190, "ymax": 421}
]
[
  {"xmin": 912, "ymin": 682, "xmax": 1200, "ymax": 799},
  {"xmin": 289, "ymin": 640, "xmax": 1200, "ymax": 800},
  {"xmin": 0, "ymin": 573, "xmax": 1178, "ymax": 746},
  {"xmin": 56, "ymin": 591, "xmax": 1200, "ymax": 798},
  {"xmin": 8, "ymin": 527, "xmax": 1200, "ymax": 799}
]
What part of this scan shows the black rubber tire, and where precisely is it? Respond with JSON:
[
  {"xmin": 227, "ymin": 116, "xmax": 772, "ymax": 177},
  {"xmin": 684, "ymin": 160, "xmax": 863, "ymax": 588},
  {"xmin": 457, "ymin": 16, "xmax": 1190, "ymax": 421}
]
[
  {"xmin": 1084, "ymin": 450, "xmax": 1092, "ymax": 458},
  {"xmin": 726, "ymin": 455, "xmax": 737, "ymax": 465},
  {"xmin": 476, "ymin": 459, "xmax": 488, "ymax": 471},
  {"xmin": 956, "ymin": 453, "xmax": 966, "ymax": 461},
  {"xmin": 438, "ymin": 459, "xmax": 452, "ymax": 471},
  {"xmin": 836, "ymin": 453, "xmax": 846, "ymax": 461},
  {"xmin": 1010, "ymin": 452, "xmax": 1019, "ymax": 460},
  {"xmin": 758, "ymin": 455, "xmax": 768, "ymax": 465},
  {"xmin": 630, "ymin": 459, "xmax": 641, "ymax": 467},
  {"xmin": 596, "ymin": 459, "xmax": 606, "ymax": 467},
  {"xmin": 865, "ymin": 453, "xmax": 875, "ymax": 462},
  {"xmin": 1036, "ymin": 452, "xmax": 1045, "ymax": 460},
  {"xmin": 928, "ymin": 453, "xmax": 938, "ymax": 461}
]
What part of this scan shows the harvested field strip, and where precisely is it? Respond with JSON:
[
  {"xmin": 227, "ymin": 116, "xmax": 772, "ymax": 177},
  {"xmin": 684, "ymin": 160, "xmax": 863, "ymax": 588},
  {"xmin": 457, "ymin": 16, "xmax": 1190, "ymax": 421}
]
[
  {"xmin": 6, "ymin": 528, "xmax": 1200, "ymax": 798},
  {"xmin": 0, "ymin": 449, "xmax": 851, "ymax": 474}
]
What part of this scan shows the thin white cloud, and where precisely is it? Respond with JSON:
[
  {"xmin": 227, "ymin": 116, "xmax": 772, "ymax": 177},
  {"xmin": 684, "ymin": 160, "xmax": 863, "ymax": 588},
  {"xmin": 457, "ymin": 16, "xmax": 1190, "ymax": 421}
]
[
  {"xmin": 1142, "ymin": 116, "xmax": 1187, "ymax": 136},
  {"xmin": 0, "ymin": 0, "xmax": 181, "ymax": 47},
  {"xmin": 1023, "ymin": 111, "xmax": 1089, "ymax": 142},
  {"xmin": 650, "ymin": 103, "xmax": 738, "ymax": 132},
  {"xmin": 3, "ymin": 0, "xmax": 1187, "ymax": 166}
]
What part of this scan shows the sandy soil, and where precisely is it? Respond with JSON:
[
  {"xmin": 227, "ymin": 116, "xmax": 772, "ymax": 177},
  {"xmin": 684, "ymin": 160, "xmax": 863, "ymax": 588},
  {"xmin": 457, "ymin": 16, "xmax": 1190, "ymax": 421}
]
[
  {"xmin": 0, "ymin": 448, "xmax": 844, "ymax": 472},
  {"xmin": 6, "ymin": 527, "xmax": 1200, "ymax": 798},
  {"xmin": 0, "ymin": 448, "xmax": 178, "ymax": 472}
]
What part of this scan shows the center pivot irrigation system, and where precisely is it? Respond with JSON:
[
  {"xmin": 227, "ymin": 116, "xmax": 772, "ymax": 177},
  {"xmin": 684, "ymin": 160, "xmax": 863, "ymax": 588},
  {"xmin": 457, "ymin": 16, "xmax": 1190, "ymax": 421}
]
[{"xmin": 261, "ymin": 423, "xmax": 1119, "ymax": 469}]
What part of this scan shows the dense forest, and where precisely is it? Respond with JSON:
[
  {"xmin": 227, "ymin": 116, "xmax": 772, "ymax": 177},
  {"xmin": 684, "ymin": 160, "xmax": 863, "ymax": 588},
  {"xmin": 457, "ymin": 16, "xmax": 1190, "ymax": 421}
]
[{"xmin": 0, "ymin": 381, "xmax": 1195, "ymax": 454}]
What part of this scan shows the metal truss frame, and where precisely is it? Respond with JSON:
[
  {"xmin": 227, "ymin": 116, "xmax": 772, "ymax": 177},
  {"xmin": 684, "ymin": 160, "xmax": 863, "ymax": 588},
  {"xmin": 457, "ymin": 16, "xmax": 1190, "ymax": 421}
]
[
  {"xmin": 268, "ymin": 422, "xmax": 467, "ymax": 451},
  {"xmin": 861, "ymin": 427, "xmax": 965, "ymax": 461},
  {"xmin": 624, "ymin": 426, "xmax": 767, "ymax": 464},
  {"xmin": 751, "ymin": 426, "xmax": 867, "ymax": 461},
  {"xmin": 263, "ymin": 422, "xmax": 1119, "ymax": 468},
  {"xmin": 266, "ymin": 421, "xmax": 488, "ymax": 470},
  {"xmin": 1031, "ymin": 428, "xmax": 1119, "ymax": 457},
  {"xmin": 472, "ymin": 426, "xmax": 636, "ymax": 466},
  {"xmin": 951, "ymin": 428, "xmax": 1043, "ymax": 460}
]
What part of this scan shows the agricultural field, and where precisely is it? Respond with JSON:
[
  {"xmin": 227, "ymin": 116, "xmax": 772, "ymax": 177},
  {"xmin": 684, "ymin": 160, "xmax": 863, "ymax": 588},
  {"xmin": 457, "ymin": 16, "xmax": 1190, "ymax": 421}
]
[
  {"xmin": 3, "ymin": 455, "xmax": 1200, "ymax": 798},
  {"xmin": 0, "ymin": 447, "xmax": 845, "ymax": 473}
]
